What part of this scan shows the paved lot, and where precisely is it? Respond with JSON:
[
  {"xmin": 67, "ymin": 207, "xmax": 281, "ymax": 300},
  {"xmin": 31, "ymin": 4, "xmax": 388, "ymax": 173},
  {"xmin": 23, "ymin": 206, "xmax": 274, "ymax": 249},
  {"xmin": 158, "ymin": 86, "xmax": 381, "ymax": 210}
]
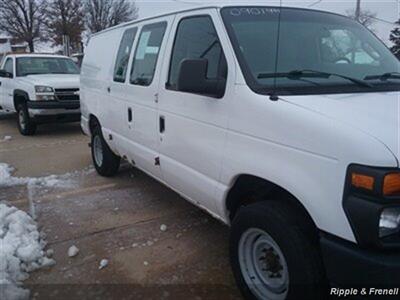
[{"xmin": 0, "ymin": 113, "xmax": 241, "ymax": 300}]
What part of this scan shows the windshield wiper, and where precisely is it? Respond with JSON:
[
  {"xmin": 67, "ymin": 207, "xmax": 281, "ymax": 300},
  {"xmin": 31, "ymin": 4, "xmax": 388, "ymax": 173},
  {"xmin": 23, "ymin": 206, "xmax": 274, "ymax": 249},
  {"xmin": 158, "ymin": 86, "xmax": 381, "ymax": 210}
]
[
  {"xmin": 258, "ymin": 69, "xmax": 373, "ymax": 88},
  {"xmin": 364, "ymin": 72, "xmax": 400, "ymax": 81}
]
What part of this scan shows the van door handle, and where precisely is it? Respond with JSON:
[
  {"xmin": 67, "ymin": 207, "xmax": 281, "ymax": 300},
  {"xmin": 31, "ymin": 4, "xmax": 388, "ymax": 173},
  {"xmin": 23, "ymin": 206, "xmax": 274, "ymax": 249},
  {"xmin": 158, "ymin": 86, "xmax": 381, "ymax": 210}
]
[
  {"xmin": 159, "ymin": 116, "xmax": 165, "ymax": 133},
  {"xmin": 128, "ymin": 108, "xmax": 133, "ymax": 123}
]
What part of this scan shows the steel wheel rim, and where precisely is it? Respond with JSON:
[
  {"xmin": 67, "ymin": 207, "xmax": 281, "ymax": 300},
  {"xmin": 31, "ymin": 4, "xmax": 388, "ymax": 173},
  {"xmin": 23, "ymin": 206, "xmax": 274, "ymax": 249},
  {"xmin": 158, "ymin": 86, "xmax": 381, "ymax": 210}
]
[
  {"xmin": 93, "ymin": 135, "xmax": 104, "ymax": 167},
  {"xmin": 19, "ymin": 110, "xmax": 26, "ymax": 130},
  {"xmin": 239, "ymin": 228, "xmax": 289, "ymax": 300}
]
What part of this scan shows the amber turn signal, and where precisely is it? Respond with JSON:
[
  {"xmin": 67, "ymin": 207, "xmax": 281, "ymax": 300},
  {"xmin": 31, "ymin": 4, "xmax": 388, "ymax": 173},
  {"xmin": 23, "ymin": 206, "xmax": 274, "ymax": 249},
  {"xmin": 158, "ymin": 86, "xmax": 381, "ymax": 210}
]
[
  {"xmin": 351, "ymin": 173, "xmax": 375, "ymax": 191},
  {"xmin": 383, "ymin": 173, "xmax": 400, "ymax": 196}
]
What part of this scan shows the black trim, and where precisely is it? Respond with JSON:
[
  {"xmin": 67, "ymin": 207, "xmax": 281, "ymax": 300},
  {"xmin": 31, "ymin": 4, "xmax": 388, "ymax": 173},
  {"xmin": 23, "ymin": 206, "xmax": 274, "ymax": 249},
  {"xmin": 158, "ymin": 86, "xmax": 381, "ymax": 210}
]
[
  {"xmin": 32, "ymin": 113, "xmax": 80, "ymax": 124},
  {"xmin": 27, "ymin": 100, "xmax": 80, "ymax": 110},
  {"xmin": 320, "ymin": 233, "xmax": 400, "ymax": 286},
  {"xmin": 343, "ymin": 164, "xmax": 400, "ymax": 249}
]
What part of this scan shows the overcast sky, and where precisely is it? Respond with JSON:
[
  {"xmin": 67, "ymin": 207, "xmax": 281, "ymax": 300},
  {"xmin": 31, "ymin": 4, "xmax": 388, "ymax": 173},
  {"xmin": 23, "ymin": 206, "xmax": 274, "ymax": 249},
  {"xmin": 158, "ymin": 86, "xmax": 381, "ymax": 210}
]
[{"xmin": 135, "ymin": 0, "xmax": 400, "ymax": 45}]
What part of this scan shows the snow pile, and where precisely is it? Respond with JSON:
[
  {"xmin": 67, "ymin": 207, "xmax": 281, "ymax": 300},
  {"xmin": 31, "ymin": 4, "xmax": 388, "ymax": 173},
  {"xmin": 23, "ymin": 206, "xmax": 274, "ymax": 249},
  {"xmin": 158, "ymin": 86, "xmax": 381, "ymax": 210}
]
[
  {"xmin": 0, "ymin": 163, "xmax": 73, "ymax": 188},
  {"xmin": 0, "ymin": 203, "xmax": 55, "ymax": 300}
]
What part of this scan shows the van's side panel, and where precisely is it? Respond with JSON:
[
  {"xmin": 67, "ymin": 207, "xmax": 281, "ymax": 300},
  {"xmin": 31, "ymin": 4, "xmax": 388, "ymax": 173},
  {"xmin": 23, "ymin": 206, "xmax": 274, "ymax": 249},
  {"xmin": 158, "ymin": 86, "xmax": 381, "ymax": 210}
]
[
  {"xmin": 114, "ymin": 16, "xmax": 174, "ymax": 180},
  {"xmin": 80, "ymin": 29, "xmax": 123, "ymax": 152},
  {"xmin": 217, "ymin": 84, "xmax": 398, "ymax": 242},
  {"xmin": 157, "ymin": 9, "xmax": 236, "ymax": 214}
]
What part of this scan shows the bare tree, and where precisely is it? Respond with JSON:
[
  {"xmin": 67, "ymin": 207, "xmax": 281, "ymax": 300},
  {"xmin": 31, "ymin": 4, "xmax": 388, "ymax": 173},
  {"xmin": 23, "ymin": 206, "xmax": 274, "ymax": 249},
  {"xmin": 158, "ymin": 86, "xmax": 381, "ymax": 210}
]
[
  {"xmin": 0, "ymin": 0, "xmax": 47, "ymax": 52},
  {"xmin": 390, "ymin": 20, "xmax": 400, "ymax": 59},
  {"xmin": 44, "ymin": 0, "xmax": 84, "ymax": 53},
  {"xmin": 84, "ymin": 0, "xmax": 139, "ymax": 33},
  {"xmin": 347, "ymin": 9, "xmax": 376, "ymax": 30}
]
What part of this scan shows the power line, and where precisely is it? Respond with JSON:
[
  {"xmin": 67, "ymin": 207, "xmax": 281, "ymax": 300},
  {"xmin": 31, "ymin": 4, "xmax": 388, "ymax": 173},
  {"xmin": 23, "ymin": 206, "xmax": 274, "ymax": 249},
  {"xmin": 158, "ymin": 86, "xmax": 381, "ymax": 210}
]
[{"xmin": 308, "ymin": 0, "xmax": 323, "ymax": 7}]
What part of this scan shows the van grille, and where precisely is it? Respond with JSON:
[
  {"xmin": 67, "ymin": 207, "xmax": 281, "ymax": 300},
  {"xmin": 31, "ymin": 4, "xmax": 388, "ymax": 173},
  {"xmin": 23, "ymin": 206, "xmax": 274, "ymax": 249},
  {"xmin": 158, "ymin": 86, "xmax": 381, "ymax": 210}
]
[{"xmin": 55, "ymin": 88, "xmax": 80, "ymax": 101}]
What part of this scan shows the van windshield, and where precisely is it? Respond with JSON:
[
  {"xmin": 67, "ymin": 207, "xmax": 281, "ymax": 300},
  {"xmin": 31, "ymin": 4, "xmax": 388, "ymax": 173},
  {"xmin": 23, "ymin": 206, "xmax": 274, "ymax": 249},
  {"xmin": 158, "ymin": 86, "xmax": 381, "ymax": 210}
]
[
  {"xmin": 16, "ymin": 57, "xmax": 80, "ymax": 76},
  {"xmin": 221, "ymin": 7, "xmax": 400, "ymax": 95}
]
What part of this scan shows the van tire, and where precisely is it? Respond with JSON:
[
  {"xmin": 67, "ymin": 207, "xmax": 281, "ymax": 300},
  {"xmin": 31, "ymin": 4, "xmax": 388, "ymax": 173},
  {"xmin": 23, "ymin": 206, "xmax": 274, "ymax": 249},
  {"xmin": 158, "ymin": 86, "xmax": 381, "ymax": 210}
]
[
  {"xmin": 17, "ymin": 103, "xmax": 37, "ymax": 136},
  {"xmin": 91, "ymin": 124, "xmax": 120, "ymax": 177},
  {"xmin": 230, "ymin": 201, "xmax": 328, "ymax": 300}
]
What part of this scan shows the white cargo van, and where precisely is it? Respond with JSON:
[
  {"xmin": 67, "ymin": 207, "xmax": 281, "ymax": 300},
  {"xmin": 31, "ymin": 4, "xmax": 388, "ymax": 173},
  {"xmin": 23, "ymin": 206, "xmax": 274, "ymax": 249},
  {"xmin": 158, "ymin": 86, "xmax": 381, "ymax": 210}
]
[{"xmin": 81, "ymin": 5, "xmax": 400, "ymax": 299}]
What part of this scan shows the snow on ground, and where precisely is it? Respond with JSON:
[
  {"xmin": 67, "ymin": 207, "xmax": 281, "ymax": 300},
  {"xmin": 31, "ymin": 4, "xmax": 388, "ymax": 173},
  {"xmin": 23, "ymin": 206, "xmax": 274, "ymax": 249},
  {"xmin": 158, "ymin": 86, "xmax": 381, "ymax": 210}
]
[
  {"xmin": 0, "ymin": 163, "xmax": 75, "ymax": 189},
  {"xmin": 0, "ymin": 203, "xmax": 55, "ymax": 300},
  {"xmin": 2, "ymin": 136, "xmax": 12, "ymax": 142}
]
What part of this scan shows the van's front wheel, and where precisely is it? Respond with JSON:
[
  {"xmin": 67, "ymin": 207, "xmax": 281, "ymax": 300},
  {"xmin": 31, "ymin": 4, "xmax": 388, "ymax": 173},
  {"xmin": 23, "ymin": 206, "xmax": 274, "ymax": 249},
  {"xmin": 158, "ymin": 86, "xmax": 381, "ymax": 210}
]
[
  {"xmin": 230, "ymin": 201, "xmax": 327, "ymax": 300},
  {"xmin": 91, "ymin": 125, "xmax": 120, "ymax": 177}
]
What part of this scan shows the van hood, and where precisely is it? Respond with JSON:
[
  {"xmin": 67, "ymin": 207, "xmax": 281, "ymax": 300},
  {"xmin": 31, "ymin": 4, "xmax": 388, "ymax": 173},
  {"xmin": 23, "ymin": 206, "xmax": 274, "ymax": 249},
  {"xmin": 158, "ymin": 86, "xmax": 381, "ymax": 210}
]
[
  {"xmin": 19, "ymin": 74, "xmax": 79, "ymax": 89},
  {"xmin": 282, "ymin": 92, "xmax": 400, "ymax": 164}
]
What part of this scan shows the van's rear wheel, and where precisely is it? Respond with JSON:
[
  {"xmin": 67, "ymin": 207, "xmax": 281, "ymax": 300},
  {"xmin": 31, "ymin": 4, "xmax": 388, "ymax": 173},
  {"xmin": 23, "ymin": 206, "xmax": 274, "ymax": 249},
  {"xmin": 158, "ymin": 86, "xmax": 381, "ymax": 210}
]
[
  {"xmin": 230, "ymin": 201, "xmax": 327, "ymax": 300},
  {"xmin": 17, "ymin": 103, "xmax": 36, "ymax": 136},
  {"xmin": 91, "ymin": 124, "xmax": 120, "ymax": 177}
]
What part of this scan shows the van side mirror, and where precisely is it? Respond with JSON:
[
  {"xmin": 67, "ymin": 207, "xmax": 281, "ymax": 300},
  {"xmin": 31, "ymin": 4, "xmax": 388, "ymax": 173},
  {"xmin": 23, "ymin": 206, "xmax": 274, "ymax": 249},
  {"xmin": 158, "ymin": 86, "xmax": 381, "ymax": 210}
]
[
  {"xmin": 177, "ymin": 59, "xmax": 225, "ymax": 98},
  {"xmin": 0, "ymin": 69, "xmax": 12, "ymax": 78}
]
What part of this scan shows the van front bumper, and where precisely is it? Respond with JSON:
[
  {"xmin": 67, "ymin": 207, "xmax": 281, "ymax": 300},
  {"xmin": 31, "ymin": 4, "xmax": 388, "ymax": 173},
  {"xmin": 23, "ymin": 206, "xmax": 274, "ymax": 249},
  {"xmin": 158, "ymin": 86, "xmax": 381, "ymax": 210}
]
[{"xmin": 320, "ymin": 233, "xmax": 400, "ymax": 287}]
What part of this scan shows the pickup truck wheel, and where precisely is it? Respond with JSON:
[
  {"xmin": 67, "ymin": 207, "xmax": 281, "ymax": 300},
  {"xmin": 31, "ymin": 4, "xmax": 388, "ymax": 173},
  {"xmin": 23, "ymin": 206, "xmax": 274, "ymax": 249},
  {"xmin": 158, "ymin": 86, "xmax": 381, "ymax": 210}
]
[
  {"xmin": 91, "ymin": 125, "xmax": 120, "ymax": 177},
  {"xmin": 17, "ymin": 104, "xmax": 36, "ymax": 136},
  {"xmin": 230, "ymin": 201, "xmax": 327, "ymax": 300}
]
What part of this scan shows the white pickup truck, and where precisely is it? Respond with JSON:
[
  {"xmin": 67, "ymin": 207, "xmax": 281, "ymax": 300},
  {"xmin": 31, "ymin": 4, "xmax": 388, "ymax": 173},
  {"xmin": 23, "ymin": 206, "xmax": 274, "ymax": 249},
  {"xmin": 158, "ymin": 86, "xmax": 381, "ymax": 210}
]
[{"xmin": 0, "ymin": 54, "xmax": 80, "ymax": 135}]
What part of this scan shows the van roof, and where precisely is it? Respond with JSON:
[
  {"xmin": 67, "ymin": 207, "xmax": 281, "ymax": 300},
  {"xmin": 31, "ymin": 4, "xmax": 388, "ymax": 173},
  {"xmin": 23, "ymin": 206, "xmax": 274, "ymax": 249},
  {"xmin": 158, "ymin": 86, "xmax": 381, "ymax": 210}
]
[
  {"xmin": 90, "ymin": 3, "xmax": 345, "ymax": 38},
  {"xmin": 6, "ymin": 53, "xmax": 71, "ymax": 59}
]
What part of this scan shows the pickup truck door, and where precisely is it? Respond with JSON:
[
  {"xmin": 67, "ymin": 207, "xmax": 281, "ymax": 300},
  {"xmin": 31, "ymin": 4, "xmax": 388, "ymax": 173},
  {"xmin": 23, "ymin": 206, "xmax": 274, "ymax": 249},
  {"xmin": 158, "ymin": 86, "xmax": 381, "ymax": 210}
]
[
  {"xmin": 0, "ymin": 57, "xmax": 15, "ymax": 110},
  {"xmin": 157, "ymin": 10, "xmax": 233, "ymax": 214}
]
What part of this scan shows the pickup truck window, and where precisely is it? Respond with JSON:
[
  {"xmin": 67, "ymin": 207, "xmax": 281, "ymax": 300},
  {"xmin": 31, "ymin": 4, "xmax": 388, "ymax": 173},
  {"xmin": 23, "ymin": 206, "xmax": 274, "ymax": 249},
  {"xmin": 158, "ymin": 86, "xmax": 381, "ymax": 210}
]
[
  {"xmin": 114, "ymin": 28, "xmax": 137, "ymax": 83},
  {"xmin": 4, "ymin": 58, "xmax": 13, "ymax": 76},
  {"xmin": 167, "ymin": 15, "xmax": 227, "ymax": 90},
  {"xmin": 130, "ymin": 22, "xmax": 167, "ymax": 86},
  {"xmin": 16, "ymin": 57, "xmax": 80, "ymax": 76},
  {"xmin": 221, "ymin": 7, "xmax": 400, "ymax": 95}
]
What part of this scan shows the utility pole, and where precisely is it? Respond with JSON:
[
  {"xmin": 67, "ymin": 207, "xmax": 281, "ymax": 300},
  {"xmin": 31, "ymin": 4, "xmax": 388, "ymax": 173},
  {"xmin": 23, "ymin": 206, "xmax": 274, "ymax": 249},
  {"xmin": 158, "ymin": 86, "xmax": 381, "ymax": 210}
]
[{"xmin": 355, "ymin": 0, "xmax": 361, "ymax": 22}]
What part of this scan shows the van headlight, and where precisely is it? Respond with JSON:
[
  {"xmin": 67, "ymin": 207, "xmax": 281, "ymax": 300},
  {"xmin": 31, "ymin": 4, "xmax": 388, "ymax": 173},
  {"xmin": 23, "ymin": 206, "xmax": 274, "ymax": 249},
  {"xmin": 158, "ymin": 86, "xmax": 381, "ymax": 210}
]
[
  {"xmin": 35, "ymin": 86, "xmax": 55, "ymax": 101},
  {"xmin": 379, "ymin": 207, "xmax": 400, "ymax": 238}
]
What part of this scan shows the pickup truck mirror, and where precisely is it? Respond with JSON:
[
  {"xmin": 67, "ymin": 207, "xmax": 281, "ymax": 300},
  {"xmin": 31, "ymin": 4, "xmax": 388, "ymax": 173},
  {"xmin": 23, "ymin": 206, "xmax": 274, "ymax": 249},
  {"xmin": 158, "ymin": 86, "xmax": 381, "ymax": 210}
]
[
  {"xmin": 177, "ymin": 59, "xmax": 225, "ymax": 99},
  {"xmin": 0, "ymin": 69, "xmax": 12, "ymax": 78}
]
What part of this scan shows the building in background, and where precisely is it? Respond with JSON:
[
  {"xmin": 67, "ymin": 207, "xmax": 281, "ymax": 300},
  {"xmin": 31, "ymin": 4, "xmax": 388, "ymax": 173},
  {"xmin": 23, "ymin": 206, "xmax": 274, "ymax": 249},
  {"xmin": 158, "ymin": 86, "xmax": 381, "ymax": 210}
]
[{"xmin": 0, "ymin": 32, "xmax": 28, "ymax": 62}]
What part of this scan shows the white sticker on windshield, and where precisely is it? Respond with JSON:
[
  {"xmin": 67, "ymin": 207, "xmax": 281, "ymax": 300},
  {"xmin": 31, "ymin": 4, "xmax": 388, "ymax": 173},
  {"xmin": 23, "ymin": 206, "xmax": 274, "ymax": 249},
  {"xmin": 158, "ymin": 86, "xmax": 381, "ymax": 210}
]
[{"xmin": 230, "ymin": 8, "xmax": 280, "ymax": 17}]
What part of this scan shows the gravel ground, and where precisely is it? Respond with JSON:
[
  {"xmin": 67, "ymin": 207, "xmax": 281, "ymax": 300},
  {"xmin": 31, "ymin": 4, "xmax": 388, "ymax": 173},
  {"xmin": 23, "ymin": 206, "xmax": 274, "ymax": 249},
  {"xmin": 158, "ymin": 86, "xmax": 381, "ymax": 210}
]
[{"xmin": 0, "ymin": 112, "xmax": 241, "ymax": 300}]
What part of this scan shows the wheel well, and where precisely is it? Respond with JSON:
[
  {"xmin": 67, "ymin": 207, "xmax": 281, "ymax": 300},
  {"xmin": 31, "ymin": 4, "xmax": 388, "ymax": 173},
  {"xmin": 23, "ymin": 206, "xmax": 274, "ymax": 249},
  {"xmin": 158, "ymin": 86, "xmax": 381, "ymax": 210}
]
[
  {"xmin": 13, "ymin": 90, "xmax": 28, "ymax": 110},
  {"xmin": 226, "ymin": 174, "xmax": 319, "ymax": 242},
  {"xmin": 89, "ymin": 114, "xmax": 100, "ymax": 134}
]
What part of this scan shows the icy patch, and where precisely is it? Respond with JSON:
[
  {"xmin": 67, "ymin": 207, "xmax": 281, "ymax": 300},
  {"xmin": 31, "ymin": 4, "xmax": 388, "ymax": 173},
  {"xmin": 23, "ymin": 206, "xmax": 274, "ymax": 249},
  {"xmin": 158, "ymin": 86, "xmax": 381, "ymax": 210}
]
[
  {"xmin": 0, "ymin": 203, "xmax": 55, "ymax": 300},
  {"xmin": 0, "ymin": 163, "xmax": 74, "ymax": 188}
]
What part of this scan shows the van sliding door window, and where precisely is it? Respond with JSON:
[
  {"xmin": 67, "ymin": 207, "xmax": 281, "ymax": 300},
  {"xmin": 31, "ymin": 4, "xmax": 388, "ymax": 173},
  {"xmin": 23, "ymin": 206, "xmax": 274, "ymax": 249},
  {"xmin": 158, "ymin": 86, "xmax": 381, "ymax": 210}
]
[
  {"xmin": 130, "ymin": 22, "xmax": 167, "ymax": 86},
  {"xmin": 114, "ymin": 28, "xmax": 137, "ymax": 83},
  {"xmin": 167, "ymin": 16, "xmax": 227, "ymax": 90}
]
